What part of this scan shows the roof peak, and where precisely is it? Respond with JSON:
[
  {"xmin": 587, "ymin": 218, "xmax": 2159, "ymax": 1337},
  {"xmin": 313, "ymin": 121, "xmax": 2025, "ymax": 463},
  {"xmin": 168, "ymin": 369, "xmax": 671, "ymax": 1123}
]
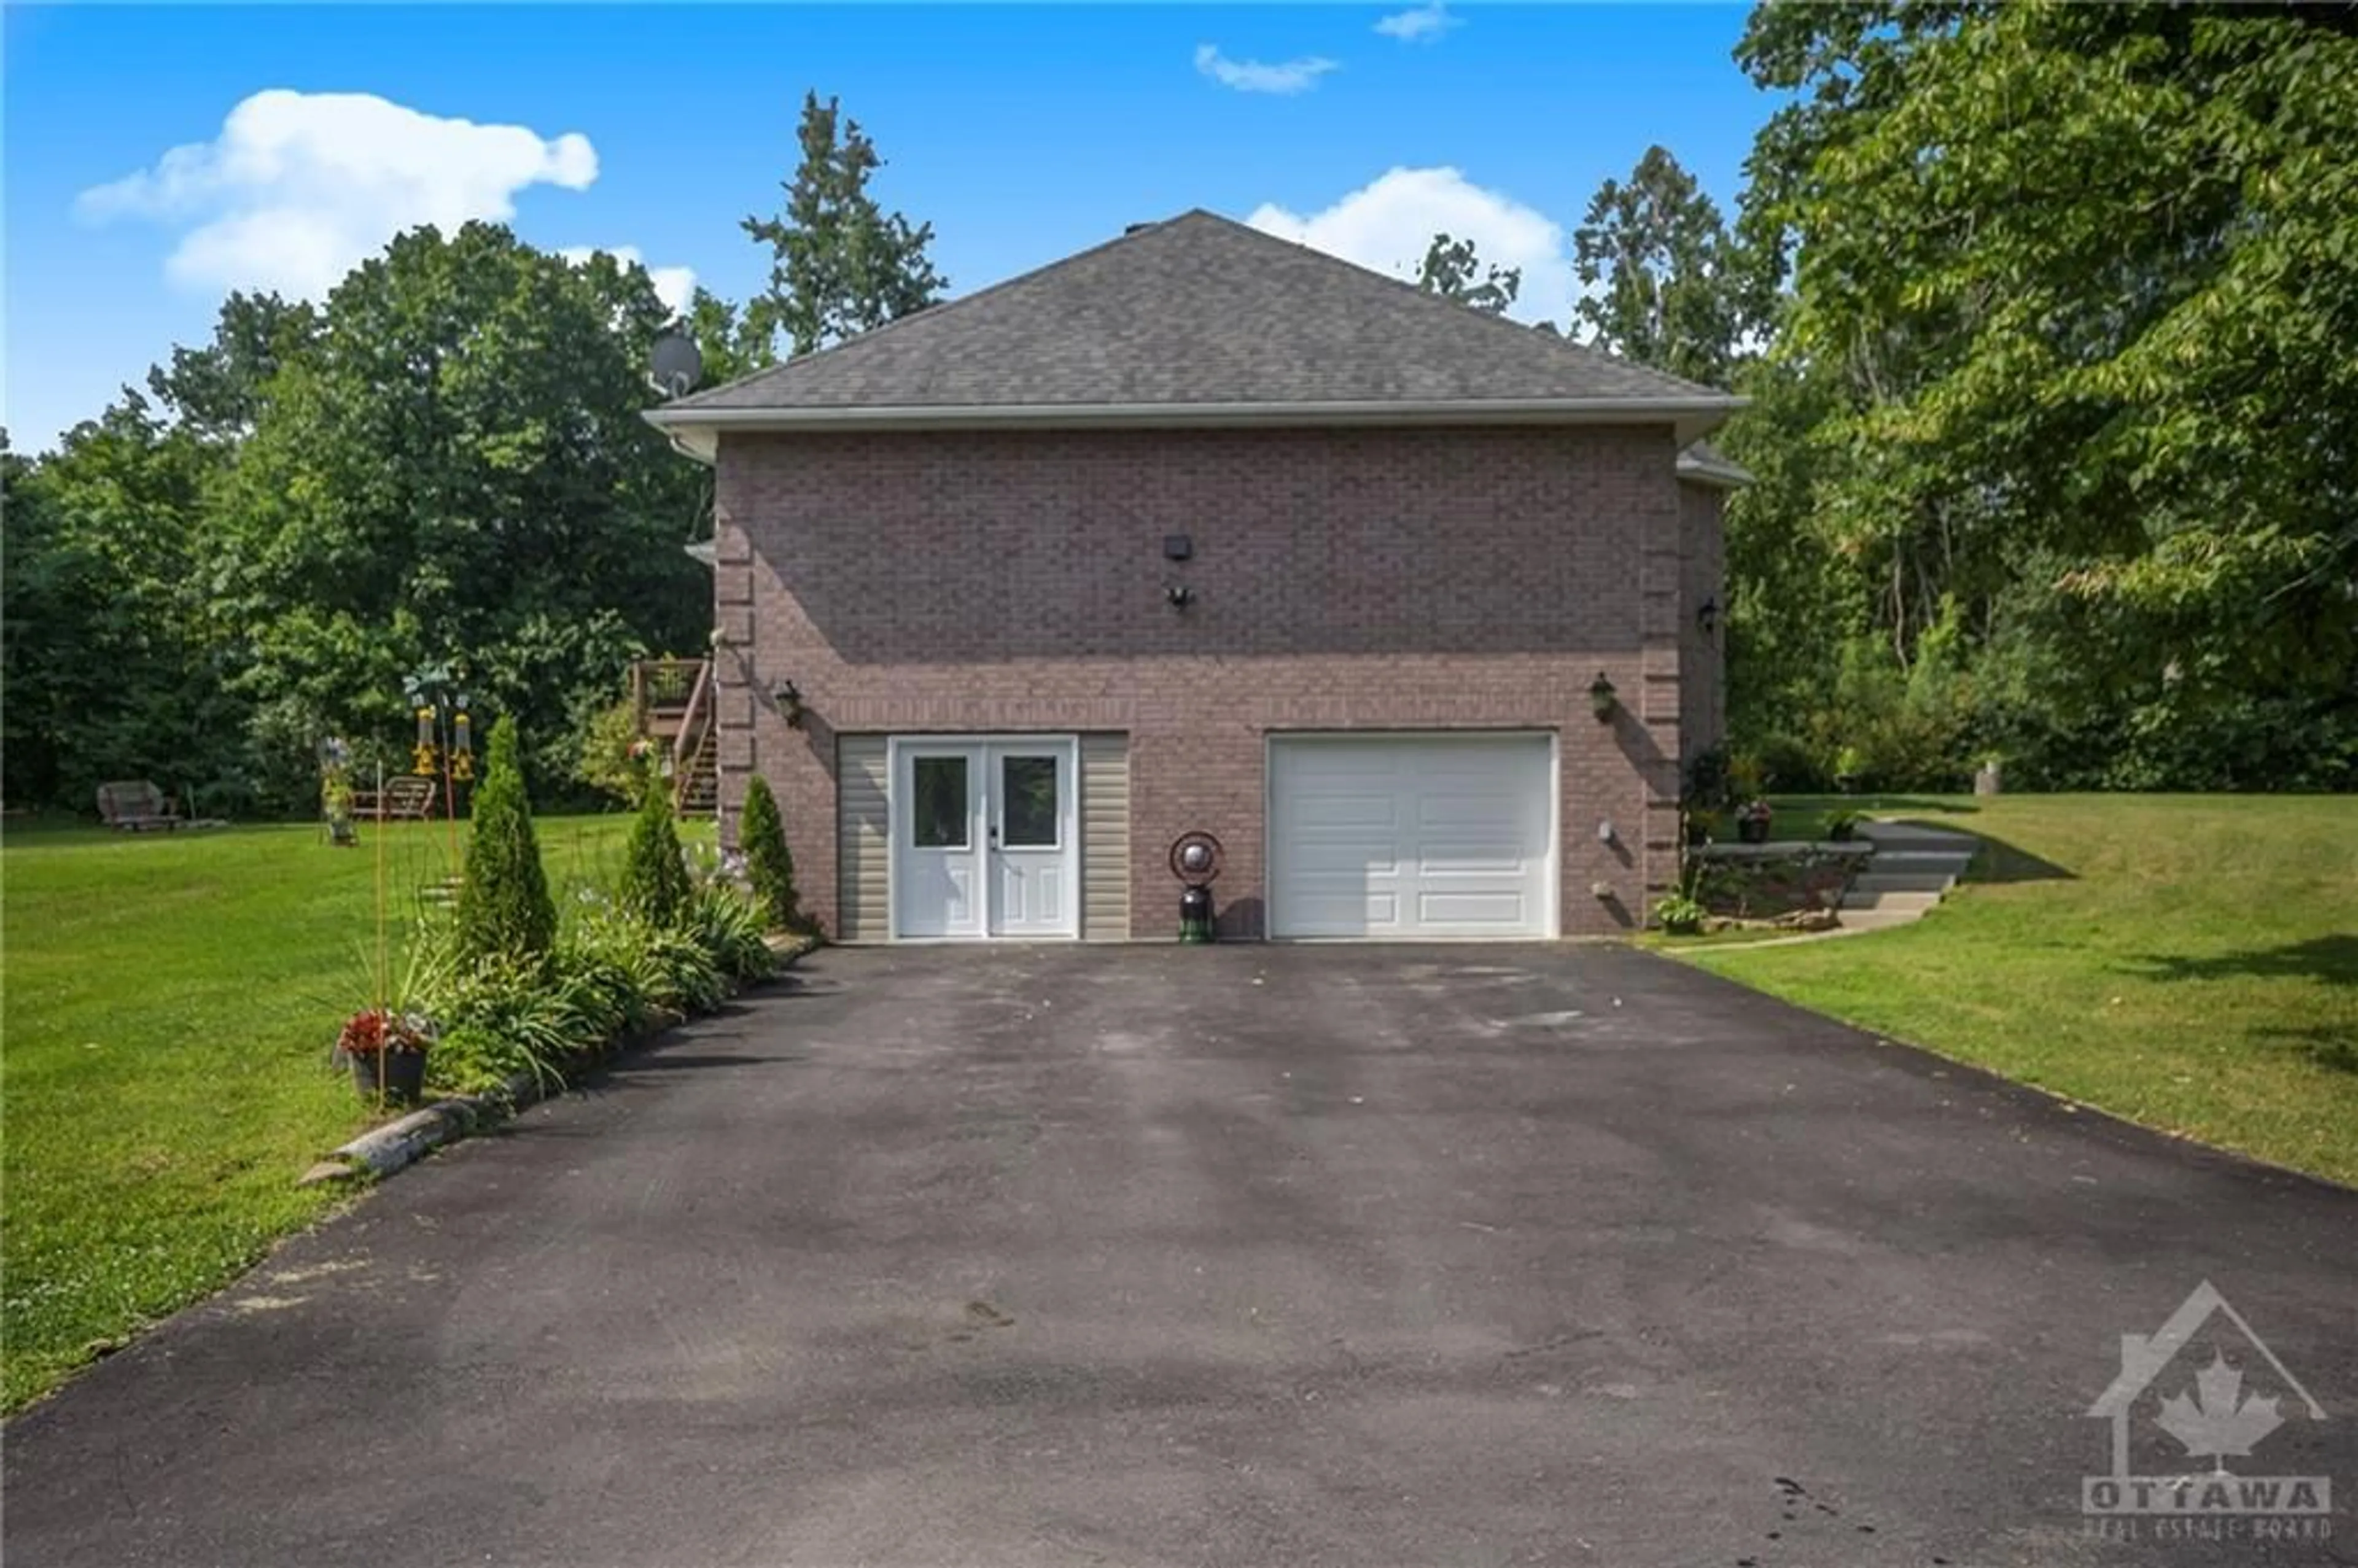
[{"xmin": 657, "ymin": 208, "xmax": 1741, "ymax": 437}]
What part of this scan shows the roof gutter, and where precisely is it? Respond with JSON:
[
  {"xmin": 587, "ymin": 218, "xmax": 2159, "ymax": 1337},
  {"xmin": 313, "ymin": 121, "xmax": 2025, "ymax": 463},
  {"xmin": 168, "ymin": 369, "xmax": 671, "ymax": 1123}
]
[
  {"xmin": 642, "ymin": 395, "xmax": 1748, "ymax": 462},
  {"xmin": 1675, "ymin": 449, "xmax": 1756, "ymax": 491}
]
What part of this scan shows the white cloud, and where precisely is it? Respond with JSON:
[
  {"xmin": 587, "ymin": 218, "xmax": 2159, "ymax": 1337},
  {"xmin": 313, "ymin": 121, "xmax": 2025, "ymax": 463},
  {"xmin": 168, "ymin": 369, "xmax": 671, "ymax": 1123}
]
[
  {"xmin": 1194, "ymin": 43, "xmax": 1339, "ymax": 95},
  {"xmin": 79, "ymin": 90, "xmax": 600, "ymax": 300},
  {"xmin": 558, "ymin": 246, "xmax": 697, "ymax": 315},
  {"xmin": 1374, "ymin": 1, "xmax": 1461, "ymax": 42},
  {"xmin": 1247, "ymin": 166, "xmax": 1578, "ymax": 327}
]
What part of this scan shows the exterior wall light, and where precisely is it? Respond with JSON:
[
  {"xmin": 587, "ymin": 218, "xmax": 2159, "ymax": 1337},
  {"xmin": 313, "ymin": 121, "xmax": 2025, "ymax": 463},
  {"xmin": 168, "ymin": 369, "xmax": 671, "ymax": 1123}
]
[
  {"xmin": 1697, "ymin": 596, "xmax": 1720, "ymax": 637},
  {"xmin": 1589, "ymin": 672, "xmax": 1619, "ymax": 722},
  {"xmin": 1166, "ymin": 584, "xmax": 1196, "ymax": 610},
  {"xmin": 771, "ymin": 678, "xmax": 805, "ymax": 729}
]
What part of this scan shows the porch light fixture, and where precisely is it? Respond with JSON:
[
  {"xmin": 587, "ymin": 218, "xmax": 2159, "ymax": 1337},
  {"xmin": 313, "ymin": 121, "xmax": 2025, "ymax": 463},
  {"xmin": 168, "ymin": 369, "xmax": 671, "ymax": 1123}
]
[
  {"xmin": 771, "ymin": 678, "xmax": 805, "ymax": 729},
  {"xmin": 1697, "ymin": 596, "xmax": 1720, "ymax": 637},
  {"xmin": 1589, "ymin": 672, "xmax": 1619, "ymax": 722},
  {"xmin": 1165, "ymin": 584, "xmax": 1196, "ymax": 610}
]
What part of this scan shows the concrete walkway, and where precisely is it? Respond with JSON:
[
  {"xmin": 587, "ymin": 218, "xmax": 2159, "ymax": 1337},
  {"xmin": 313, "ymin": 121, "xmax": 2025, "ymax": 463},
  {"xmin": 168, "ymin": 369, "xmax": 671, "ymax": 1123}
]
[{"xmin": 1837, "ymin": 820, "xmax": 1980, "ymax": 932}]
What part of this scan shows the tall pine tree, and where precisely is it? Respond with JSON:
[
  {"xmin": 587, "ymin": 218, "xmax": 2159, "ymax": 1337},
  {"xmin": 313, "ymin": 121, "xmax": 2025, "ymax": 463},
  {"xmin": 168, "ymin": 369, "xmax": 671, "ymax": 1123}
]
[{"xmin": 740, "ymin": 93, "xmax": 947, "ymax": 363}]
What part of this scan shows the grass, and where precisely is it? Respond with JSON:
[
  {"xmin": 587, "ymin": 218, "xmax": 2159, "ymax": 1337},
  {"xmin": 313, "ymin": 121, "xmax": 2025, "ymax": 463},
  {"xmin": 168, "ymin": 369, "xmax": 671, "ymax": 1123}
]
[
  {"xmin": 1679, "ymin": 794, "xmax": 2358, "ymax": 1187},
  {"xmin": 0, "ymin": 809, "xmax": 698, "ymax": 1411}
]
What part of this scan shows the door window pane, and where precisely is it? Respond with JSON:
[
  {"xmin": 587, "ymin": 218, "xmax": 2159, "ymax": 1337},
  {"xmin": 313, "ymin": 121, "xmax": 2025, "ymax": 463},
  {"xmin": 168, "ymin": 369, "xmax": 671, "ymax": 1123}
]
[
  {"xmin": 1001, "ymin": 755, "xmax": 1060, "ymax": 847},
  {"xmin": 912, "ymin": 756, "xmax": 968, "ymax": 848}
]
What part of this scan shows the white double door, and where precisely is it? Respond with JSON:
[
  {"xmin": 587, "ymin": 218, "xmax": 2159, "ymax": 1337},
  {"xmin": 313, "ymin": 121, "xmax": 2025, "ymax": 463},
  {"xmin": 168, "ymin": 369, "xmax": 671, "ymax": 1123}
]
[{"xmin": 891, "ymin": 737, "xmax": 1078, "ymax": 939}]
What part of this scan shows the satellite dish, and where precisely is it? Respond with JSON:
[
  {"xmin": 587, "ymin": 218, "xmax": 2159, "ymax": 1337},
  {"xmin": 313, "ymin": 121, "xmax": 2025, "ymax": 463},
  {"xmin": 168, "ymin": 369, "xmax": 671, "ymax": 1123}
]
[{"xmin": 649, "ymin": 332, "xmax": 703, "ymax": 399}]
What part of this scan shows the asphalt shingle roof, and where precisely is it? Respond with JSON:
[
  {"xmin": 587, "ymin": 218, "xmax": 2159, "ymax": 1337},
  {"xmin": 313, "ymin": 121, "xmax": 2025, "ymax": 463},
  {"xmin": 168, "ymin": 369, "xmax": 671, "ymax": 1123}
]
[{"xmin": 664, "ymin": 209, "xmax": 1737, "ymax": 414}]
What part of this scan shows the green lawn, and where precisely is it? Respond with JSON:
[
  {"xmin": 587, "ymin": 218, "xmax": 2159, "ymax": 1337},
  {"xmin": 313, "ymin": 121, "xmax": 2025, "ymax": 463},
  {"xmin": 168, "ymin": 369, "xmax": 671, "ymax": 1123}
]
[
  {"xmin": 0, "ymin": 811, "xmax": 673, "ymax": 1411},
  {"xmin": 1684, "ymin": 795, "xmax": 2358, "ymax": 1187}
]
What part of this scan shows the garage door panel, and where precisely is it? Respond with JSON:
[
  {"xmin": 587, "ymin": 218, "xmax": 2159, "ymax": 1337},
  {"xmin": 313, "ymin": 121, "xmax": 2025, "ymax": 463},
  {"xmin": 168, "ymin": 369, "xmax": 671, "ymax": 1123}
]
[
  {"xmin": 1271, "ymin": 735, "xmax": 1552, "ymax": 941},
  {"xmin": 1415, "ymin": 797, "xmax": 1523, "ymax": 828},
  {"xmin": 1417, "ymin": 890, "xmax": 1533, "ymax": 926},
  {"xmin": 1285, "ymin": 887, "xmax": 1403, "ymax": 936},
  {"xmin": 1420, "ymin": 850, "xmax": 1527, "ymax": 875},
  {"xmin": 1290, "ymin": 851, "xmax": 1403, "ymax": 881},
  {"xmin": 1295, "ymin": 791, "xmax": 1401, "ymax": 829}
]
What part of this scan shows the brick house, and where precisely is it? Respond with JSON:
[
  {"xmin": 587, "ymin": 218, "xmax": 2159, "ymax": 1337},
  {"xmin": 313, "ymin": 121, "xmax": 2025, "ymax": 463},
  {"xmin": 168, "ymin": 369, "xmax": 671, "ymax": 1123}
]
[{"xmin": 646, "ymin": 211, "xmax": 1745, "ymax": 942}]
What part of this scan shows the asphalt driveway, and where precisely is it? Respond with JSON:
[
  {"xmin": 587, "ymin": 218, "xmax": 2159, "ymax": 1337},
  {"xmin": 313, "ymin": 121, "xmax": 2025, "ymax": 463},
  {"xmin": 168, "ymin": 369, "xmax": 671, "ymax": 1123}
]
[{"xmin": 6, "ymin": 945, "xmax": 2352, "ymax": 1566}]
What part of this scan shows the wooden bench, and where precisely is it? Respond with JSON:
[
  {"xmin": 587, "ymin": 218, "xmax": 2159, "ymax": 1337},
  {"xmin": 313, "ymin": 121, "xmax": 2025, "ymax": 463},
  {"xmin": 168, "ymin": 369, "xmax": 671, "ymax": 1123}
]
[
  {"xmin": 349, "ymin": 775, "xmax": 438, "ymax": 820},
  {"xmin": 96, "ymin": 780, "xmax": 185, "ymax": 833}
]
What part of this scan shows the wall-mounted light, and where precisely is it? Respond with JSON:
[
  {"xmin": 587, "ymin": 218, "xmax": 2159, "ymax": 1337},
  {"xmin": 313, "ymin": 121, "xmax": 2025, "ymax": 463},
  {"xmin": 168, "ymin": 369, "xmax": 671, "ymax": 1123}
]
[
  {"xmin": 1589, "ymin": 672, "xmax": 1618, "ymax": 722},
  {"xmin": 1166, "ymin": 584, "xmax": 1196, "ymax": 610},
  {"xmin": 771, "ymin": 678, "xmax": 805, "ymax": 729},
  {"xmin": 1697, "ymin": 596, "xmax": 1720, "ymax": 637}
]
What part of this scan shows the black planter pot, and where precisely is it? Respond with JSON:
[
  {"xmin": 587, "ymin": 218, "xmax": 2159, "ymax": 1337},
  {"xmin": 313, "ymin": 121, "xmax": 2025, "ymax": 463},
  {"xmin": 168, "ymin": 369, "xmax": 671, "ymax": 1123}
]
[
  {"xmin": 1737, "ymin": 818, "xmax": 1771, "ymax": 845},
  {"xmin": 350, "ymin": 1049, "xmax": 428, "ymax": 1106}
]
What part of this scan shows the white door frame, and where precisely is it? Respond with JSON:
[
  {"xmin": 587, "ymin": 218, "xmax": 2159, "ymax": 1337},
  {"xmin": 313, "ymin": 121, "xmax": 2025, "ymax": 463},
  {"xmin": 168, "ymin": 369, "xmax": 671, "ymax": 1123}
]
[
  {"xmin": 1262, "ymin": 729, "xmax": 1561, "ymax": 941},
  {"xmin": 885, "ymin": 734, "xmax": 1081, "ymax": 941}
]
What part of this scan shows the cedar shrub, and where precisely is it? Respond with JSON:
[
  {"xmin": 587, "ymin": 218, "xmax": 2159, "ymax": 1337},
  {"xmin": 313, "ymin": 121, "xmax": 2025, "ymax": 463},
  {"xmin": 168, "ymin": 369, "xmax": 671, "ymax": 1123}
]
[
  {"xmin": 455, "ymin": 715, "xmax": 558, "ymax": 964},
  {"xmin": 737, "ymin": 774, "xmax": 801, "ymax": 933},
  {"xmin": 620, "ymin": 766, "xmax": 693, "ymax": 928}
]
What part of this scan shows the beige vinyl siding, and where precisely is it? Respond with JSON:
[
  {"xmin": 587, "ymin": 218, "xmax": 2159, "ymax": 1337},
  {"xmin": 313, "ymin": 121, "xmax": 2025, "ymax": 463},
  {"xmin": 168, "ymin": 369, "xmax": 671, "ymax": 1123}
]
[
  {"xmin": 1080, "ymin": 732, "xmax": 1130, "ymax": 941},
  {"xmin": 836, "ymin": 735, "xmax": 890, "ymax": 941}
]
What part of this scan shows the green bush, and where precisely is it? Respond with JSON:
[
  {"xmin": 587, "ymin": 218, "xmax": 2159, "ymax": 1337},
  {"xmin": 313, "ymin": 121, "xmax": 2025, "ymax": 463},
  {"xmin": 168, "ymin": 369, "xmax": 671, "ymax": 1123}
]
[
  {"xmin": 690, "ymin": 882, "xmax": 776, "ymax": 983},
  {"xmin": 569, "ymin": 903, "xmax": 725, "ymax": 1015},
  {"xmin": 419, "ymin": 950, "xmax": 583, "ymax": 1095},
  {"xmin": 737, "ymin": 774, "xmax": 801, "ymax": 932},
  {"xmin": 1798, "ymin": 631, "xmax": 1976, "ymax": 793},
  {"xmin": 575, "ymin": 696, "xmax": 652, "ymax": 807},
  {"xmin": 1750, "ymin": 732, "xmax": 1826, "ymax": 794},
  {"xmin": 1652, "ymin": 893, "xmax": 1707, "ymax": 935},
  {"xmin": 619, "ymin": 774, "xmax": 693, "ymax": 929},
  {"xmin": 639, "ymin": 921, "xmax": 730, "ymax": 1012},
  {"xmin": 454, "ymin": 716, "xmax": 557, "ymax": 966}
]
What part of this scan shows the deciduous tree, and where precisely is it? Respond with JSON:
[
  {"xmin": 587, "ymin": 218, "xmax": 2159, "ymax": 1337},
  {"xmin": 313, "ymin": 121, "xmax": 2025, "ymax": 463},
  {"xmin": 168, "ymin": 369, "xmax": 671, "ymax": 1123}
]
[
  {"xmin": 212, "ymin": 223, "xmax": 708, "ymax": 798},
  {"xmin": 1726, "ymin": 1, "xmax": 2358, "ymax": 786},
  {"xmin": 1572, "ymin": 144, "xmax": 1749, "ymax": 384}
]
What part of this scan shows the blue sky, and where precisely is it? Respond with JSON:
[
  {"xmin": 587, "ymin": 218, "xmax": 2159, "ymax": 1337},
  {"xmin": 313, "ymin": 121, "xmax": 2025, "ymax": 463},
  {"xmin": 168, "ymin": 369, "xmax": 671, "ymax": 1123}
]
[{"xmin": 4, "ymin": 4, "xmax": 1767, "ymax": 454}]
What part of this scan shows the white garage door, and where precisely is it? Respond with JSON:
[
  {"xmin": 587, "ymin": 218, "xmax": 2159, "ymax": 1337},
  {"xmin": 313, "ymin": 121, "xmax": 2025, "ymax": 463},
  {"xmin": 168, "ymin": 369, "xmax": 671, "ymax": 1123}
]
[{"xmin": 1269, "ymin": 734, "xmax": 1555, "ymax": 940}]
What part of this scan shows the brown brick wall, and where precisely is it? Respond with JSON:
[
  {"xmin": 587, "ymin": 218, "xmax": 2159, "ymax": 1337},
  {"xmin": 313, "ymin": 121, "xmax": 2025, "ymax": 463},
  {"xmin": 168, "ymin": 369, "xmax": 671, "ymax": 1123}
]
[
  {"xmin": 710, "ymin": 424, "xmax": 1697, "ymax": 938},
  {"xmin": 1679, "ymin": 481, "xmax": 1728, "ymax": 769}
]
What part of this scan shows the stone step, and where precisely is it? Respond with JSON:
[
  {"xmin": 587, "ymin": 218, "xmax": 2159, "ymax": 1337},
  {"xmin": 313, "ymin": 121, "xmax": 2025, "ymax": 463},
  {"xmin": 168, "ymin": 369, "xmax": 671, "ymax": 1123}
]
[
  {"xmin": 1866, "ymin": 859, "xmax": 1972, "ymax": 880},
  {"xmin": 1834, "ymin": 907, "xmax": 1924, "ymax": 931},
  {"xmin": 1837, "ymin": 888, "xmax": 1944, "ymax": 914},
  {"xmin": 1858, "ymin": 826, "xmax": 1974, "ymax": 845},
  {"xmin": 1850, "ymin": 869, "xmax": 1957, "ymax": 894}
]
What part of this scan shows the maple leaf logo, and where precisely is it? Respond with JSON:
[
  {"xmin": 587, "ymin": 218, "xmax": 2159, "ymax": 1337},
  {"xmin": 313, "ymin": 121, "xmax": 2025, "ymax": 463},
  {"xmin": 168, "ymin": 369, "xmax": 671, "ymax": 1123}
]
[{"xmin": 2156, "ymin": 1353, "xmax": 2284, "ymax": 1473}]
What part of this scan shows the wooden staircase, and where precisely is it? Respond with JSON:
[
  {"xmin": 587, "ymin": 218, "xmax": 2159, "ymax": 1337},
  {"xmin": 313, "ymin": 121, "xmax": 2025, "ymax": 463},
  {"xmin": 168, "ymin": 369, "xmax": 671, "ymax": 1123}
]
[
  {"xmin": 675, "ymin": 728, "xmax": 718, "ymax": 813},
  {"xmin": 631, "ymin": 658, "xmax": 720, "ymax": 820}
]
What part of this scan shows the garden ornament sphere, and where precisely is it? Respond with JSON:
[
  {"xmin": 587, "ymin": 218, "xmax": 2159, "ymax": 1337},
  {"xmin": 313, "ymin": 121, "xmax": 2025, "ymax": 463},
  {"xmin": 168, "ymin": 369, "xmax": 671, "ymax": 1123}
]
[
  {"xmin": 1169, "ymin": 831, "xmax": 1223, "ymax": 884},
  {"xmin": 1169, "ymin": 831, "xmax": 1224, "ymax": 945}
]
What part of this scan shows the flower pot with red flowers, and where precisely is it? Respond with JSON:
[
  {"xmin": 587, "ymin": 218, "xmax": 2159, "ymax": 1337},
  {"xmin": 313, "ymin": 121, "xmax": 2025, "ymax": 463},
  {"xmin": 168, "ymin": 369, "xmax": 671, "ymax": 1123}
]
[
  {"xmin": 338, "ymin": 1007, "xmax": 435, "ymax": 1106},
  {"xmin": 1735, "ymin": 799, "xmax": 1774, "ymax": 845}
]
